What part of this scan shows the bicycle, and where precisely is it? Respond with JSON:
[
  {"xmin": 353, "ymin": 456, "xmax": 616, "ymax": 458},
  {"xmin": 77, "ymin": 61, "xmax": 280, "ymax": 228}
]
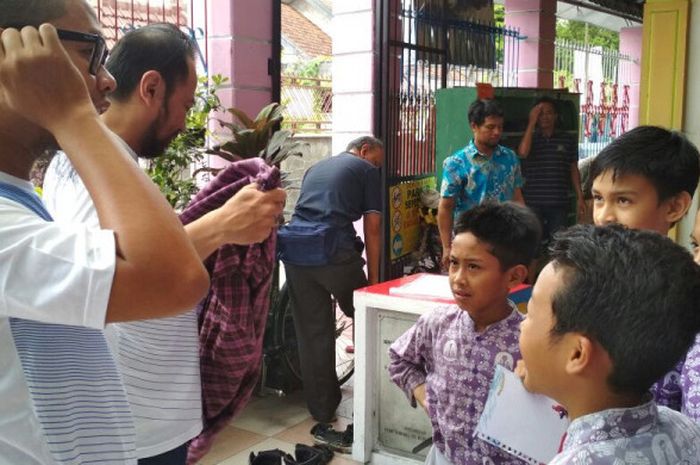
[{"xmin": 260, "ymin": 280, "xmax": 355, "ymax": 395}]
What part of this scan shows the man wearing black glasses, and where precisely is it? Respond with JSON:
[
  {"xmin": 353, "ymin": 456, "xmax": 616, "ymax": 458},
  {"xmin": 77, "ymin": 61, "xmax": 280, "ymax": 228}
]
[
  {"xmin": 42, "ymin": 23, "xmax": 286, "ymax": 465},
  {"xmin": 0, "ymin": 1, "xmax": 210, "ymax": 464}
]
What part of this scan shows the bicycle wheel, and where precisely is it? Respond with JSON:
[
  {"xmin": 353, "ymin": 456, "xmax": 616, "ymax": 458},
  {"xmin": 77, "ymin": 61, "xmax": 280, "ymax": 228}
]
[{"xmin": 276, "ymin": 283, "xmax": 355, "ymax": 385}]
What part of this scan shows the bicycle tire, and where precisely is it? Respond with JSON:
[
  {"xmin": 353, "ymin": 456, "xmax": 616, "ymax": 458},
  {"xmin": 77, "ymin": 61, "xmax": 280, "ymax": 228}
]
[{"xmin": 275, "ymin": 283, "xmax": 355, "ymax": 385}]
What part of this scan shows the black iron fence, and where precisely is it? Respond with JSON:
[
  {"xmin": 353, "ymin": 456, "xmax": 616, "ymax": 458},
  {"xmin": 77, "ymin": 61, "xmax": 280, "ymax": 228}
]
[{"xmin": 376, "ymin": 0, "xmax": 521, "ymax": 279}]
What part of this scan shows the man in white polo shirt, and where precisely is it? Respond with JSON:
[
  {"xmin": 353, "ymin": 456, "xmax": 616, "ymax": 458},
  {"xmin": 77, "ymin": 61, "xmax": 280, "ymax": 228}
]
[{"xmin": 43, "ymin": 23, "xmax": 286, "ymax": 465}]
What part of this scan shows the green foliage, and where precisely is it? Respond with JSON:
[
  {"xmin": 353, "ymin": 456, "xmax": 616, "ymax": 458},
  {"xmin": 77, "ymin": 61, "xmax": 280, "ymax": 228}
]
[
  {"xmin": 496, "ymin": 5, "xmax": 619, "ymax": 50},
  {"xmin": 554, "ymin": 20, "xmax": 621, "ymax": 87},
  {"xmin": 216, "ymin": 103, "xmax": 285, "ymax": 160},
  {"xmin": 146, "ymin": 76, "xmax": 306, "ymax": 208},
  {"xmin": 284, "ymin": 55, "xmax": 330, "ymax": 79},
  {"xmin": 146, "ymin": 74, "xmax": 227, "ymax": 210},
  {"xmin": 556, "ymin": 19, "xmax": 619, "ymax": 50},
  {"xmin": 494, "ymin": 4, "xmax": 505, "ymax": 28},
  {"xmin": 212, "ymin": 102, "xmax": 306, "ymax": 166}
]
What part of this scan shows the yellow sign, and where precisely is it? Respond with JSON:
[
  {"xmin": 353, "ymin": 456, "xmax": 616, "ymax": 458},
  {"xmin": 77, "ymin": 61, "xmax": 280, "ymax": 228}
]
[{"xmin": 389, "ymin": 176, "xmax": 437, "ymax": 261}]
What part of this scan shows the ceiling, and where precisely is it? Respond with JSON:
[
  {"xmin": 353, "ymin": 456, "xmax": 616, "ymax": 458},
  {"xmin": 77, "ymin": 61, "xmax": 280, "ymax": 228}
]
[
  {"xmin": 557, "ymin": 0, "xmax": 642, "ymax": 31},
  {"xmin": 584, "ymin": 0, "xmax": 644, "ymax": 19}
]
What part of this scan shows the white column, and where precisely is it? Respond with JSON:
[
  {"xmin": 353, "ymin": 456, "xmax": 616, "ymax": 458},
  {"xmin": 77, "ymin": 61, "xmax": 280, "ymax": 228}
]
[{"xmin": 331, "ymin": 0, "xmax": 376, "ymax": 155}]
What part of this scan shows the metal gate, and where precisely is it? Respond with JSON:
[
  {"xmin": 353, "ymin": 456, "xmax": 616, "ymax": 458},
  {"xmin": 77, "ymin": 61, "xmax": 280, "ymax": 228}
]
[
  {"xmin": 554, "ymin": 39, "xmax": 637, "ymax": 159},
  {"xmin": 374, "ymin": 0, "xmax": 521, "ymax": 280}
]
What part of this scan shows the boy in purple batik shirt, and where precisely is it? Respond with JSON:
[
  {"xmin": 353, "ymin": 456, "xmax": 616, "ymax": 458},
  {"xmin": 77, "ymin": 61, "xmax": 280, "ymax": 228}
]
[
  {"xmin": 518, "ymin": 224, "xmax": 700, "ymax": 464},
  {"xmin": 388, "ymin": 202, "xmax": 541, "ymax": 465},
  {"xmin": 588, "ymin": 126, "xmax": 700, "ymax": 422},
  {"xmin": 684, "ymin": 210, "xmax": 700, "ymax": 423}
]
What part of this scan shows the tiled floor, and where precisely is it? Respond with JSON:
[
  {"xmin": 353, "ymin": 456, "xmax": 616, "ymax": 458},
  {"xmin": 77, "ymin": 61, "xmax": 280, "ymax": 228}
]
[{"xmin": 199, "ymin": 381, "xmax": 360, "ymax": 465}]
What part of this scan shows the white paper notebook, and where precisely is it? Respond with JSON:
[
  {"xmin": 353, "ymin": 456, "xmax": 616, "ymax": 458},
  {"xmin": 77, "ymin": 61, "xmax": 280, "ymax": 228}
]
[{"xmin": 475, "ymin": 365, "xmax": 570, "ymax": 464}]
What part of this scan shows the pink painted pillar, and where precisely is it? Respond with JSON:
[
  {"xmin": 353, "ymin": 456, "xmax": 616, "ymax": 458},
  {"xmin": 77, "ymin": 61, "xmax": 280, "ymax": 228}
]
[
  {"xmin": 207, "ymin": 0, "xmax": 274, "ymax": 119},
  {"xmin": 619, "ymin": 27, "xmax": 642, "ymax": 130},
  {"xmin": 505, "ymin": 0, "xmax": 556, "ymax": 88}
]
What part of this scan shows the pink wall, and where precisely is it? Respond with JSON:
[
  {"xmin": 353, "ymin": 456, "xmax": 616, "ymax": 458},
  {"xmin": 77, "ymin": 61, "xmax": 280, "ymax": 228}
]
[
  {"xmin": 505, "ymin": 0, "xmax": 557, "ymax": 88},
  {"xmin": 207, "ymin": 0, "xmax": 274, "ymax": 119},
  {"xmin": 619, "ymin": 27, "xmax": 642, "ymax": 129}
]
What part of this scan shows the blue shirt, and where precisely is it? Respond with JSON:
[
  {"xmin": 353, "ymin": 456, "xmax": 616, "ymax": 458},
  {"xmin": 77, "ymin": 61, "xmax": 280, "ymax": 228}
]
[
  {"xmin": 440, "ymin": 141, "xmax": 524, "ymax": 219},
  {"xmin": 292, "ymin": 152, "xmax": 382, "ymax": 251}
]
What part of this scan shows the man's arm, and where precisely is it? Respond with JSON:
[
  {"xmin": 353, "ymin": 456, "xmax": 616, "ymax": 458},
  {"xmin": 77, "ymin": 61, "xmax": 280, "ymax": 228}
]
[
  {"xmin": 517, "ymin": 104, "xmax": 541, "ymax": 159},
  {"xmin": 570, "ymin": 161, "xmax": 586, "ymax": 221},
  {"xmin": 437, "ymin": 197, "xmax": 455, "ymax": 270},
  {"xmin": 1, "ymin": 25, "xmax": 209, "ymax": 323},
  {"xmin": 512, "ymin": 187, "xmax": 525, "ymax": 205},
  {"xmin": 363, "ymin": 211, "xmax": 381, "ymax": 285},
  {"xmin": 184, "ymin": 184, "xmax": 287, "ymax": 259}
]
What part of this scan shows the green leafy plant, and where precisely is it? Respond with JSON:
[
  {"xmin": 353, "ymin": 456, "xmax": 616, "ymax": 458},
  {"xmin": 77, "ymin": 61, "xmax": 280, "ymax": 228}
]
[
  {"xmin": 147, "ymin": 75, "xmax": 306, "ymax": 207},
  {"xmin": 284, "ymin": 55, "xmax": 330, "ymax": 83},
  {"xmin": 556, "ymin": 19, "xmax": 619, "ymax": 50},
  {"xmin": 146, "ymin": 74, "xmax": 227, "ymax": 210},
  {"xmin": 210, "ymin": 102, "xmax": 307, "ymax": 168}
]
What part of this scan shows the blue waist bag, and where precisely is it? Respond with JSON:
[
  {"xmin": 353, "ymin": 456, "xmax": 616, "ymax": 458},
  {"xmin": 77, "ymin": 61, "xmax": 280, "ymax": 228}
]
[{"xmin": 277, "ymin": 221, "xmax": 338, "ymax": 266}]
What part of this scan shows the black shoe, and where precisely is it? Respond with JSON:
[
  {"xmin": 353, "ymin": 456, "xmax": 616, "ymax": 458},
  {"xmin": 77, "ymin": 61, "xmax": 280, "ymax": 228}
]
[
  {"xmin": 310, "ymin": 423, "xmax": 353, "ymax": 454},
  {"xmin": 290, "ymin": 443, "xmax": 334, "ymax": 465},
  {"xmin": 249, "ymin": 449, "xmax": 294, "ymax": 465}
]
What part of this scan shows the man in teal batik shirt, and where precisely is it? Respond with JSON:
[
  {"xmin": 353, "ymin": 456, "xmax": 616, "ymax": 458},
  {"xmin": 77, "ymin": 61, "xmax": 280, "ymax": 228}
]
[{"xmin": 438, "ymin": 99, "xmax": 524, "ymax": 269}]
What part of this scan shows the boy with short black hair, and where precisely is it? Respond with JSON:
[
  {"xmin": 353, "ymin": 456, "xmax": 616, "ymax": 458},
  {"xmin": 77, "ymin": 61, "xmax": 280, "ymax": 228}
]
[
  {"xmin": 518, "ymin": 224, "xmax": 700, "ymax": 463},
  {"xmin": 589, "ymin": 125, "xmax": 700, "ymax": 419},
  {"xmin": 589, "ymin": 125, "xmax": 699, "ymax": 233},
  {"xmin": 389, "ymin": 201, "xmax": 541, "ymax": 465}
]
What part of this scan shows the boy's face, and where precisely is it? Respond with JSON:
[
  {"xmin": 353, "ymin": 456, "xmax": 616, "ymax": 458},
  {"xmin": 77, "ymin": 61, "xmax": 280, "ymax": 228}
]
[
  {"xmin": 448, "ymin": 231, "xmax": 514, "ymax": 319},
  {"xmin": 691, "ymin": 211, "xmax": 700, "ymax": 264},
  {"xmin": 518, "ymin": 263, "xmax": 568, "ymax": 399},
  {"xmin": 592, "ymin": 170, "xmax": 675, "ymax": 234}
]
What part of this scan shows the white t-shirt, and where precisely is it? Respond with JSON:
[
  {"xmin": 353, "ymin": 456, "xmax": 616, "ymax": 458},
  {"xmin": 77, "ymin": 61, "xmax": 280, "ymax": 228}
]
[
  {"xmin": 0, "ymin": 171, "xmax": 135, "ymax": 464},
  {"xmin": 43, "ymin": 152, "xmax": 203, "ymax": 459}
]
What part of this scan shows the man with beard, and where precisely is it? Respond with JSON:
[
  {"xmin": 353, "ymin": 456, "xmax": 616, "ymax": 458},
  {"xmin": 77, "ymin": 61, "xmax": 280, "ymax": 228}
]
[
  {"xmin": 43, "ymin": 23, "xmax": 286, "ymax": 465},
  {"xmin": 437, "ymin": 99, "xmax": 524, "ymax": 269},
  {"xmin": 0, "ymin": 1, "xmax": 212, "ymax": 464}
]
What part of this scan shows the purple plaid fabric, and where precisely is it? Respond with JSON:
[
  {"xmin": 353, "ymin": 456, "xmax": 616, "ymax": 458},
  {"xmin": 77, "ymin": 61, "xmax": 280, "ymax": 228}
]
[{"xmin": 179, "ymin": 158, "xmax": 280, "ymax": 464}]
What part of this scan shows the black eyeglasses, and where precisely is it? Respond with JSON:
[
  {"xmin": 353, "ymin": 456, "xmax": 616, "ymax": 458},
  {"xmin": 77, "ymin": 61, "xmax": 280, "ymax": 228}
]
[{"xmin": 56, "ymin": 28, "xmax": 108, "ymax": 76}]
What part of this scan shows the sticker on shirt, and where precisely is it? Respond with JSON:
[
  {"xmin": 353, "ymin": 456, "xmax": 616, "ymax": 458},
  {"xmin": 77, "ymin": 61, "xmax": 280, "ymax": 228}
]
[
  {"xmin": 652, "ymin": 433, "xmax": 680, "ymax": 463},
  {"xmin": 442, "ymin": 339, "xmax": 458, "ymax": 362},
  {"xmin": 494, "ymin": 352, "xmax": 514, "ymax": 370}
]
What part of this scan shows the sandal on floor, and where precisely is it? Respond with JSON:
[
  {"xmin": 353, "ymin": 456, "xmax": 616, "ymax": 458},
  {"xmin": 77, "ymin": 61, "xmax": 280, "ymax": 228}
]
[{"xmin": 310, "ymin": 423, "xmax": 353, "ymax": 454}]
